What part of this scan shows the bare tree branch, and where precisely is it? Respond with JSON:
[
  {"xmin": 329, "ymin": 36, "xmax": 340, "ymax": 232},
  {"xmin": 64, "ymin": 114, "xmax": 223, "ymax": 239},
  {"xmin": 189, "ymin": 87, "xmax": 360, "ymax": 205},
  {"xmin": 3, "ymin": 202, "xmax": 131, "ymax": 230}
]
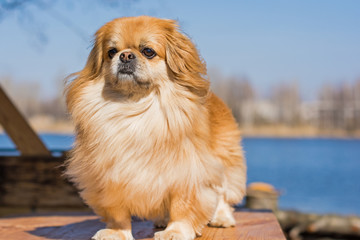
[{"xmin": 0, "ymin": 0, "xmax": 140, "ymax": 44}]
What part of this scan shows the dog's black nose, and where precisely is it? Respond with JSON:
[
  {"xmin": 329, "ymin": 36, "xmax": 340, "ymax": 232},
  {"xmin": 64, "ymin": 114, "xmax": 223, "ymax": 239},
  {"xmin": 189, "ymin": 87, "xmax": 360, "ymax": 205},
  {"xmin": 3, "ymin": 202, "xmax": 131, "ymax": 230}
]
[{"xmin": 120, "ymin": 51, "xmax": 136, "ymax": 63}]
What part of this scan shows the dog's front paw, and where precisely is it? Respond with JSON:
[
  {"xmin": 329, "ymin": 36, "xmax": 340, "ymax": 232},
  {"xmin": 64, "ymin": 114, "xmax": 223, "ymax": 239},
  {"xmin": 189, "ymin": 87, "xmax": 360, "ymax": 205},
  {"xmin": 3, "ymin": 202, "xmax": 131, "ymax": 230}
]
[
  {"xmin": 91, "ymin": 229, "xmax": 134, "ymax": 240},
  {"xmin": 209, "ymin": 213, "xmax": 236, "ymax": 228},
  {"xmin": 154, "ymin": 229, "xmax": 189, "ymax": 240},
  {"xmin": 209, "ymin": 197, "xmax": 236, "ymax": 228}
]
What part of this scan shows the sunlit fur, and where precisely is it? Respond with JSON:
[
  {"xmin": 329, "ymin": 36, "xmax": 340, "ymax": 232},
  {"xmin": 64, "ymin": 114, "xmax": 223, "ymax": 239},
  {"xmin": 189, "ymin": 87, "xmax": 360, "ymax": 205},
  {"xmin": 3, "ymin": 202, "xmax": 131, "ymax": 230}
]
[{"xmin": 65, "ymin": 16, "xmax": 246, "ymax": 240}]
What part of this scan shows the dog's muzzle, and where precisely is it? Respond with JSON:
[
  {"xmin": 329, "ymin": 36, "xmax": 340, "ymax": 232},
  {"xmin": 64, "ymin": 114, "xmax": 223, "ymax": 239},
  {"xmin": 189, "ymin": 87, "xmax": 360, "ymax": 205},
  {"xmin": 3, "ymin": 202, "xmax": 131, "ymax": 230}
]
[{"xmin": 118, "ymin": 51, "xmax": 136, "ymax": 75}]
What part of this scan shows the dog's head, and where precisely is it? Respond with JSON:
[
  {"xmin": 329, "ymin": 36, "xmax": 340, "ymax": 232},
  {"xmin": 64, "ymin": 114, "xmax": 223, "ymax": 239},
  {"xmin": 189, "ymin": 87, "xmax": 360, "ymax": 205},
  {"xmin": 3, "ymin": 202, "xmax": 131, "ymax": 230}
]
[{"xmin": 80, "ymin": 16, "xmax": 209, "ymax": 99}]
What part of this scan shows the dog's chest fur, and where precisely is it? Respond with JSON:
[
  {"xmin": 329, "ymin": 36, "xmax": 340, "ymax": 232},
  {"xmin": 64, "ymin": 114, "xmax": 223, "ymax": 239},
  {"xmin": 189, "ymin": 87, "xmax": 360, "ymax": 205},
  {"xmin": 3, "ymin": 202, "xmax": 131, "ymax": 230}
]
[{"xmin": 72, "ymin": 80, "xmax": 217, "ymax": 201}]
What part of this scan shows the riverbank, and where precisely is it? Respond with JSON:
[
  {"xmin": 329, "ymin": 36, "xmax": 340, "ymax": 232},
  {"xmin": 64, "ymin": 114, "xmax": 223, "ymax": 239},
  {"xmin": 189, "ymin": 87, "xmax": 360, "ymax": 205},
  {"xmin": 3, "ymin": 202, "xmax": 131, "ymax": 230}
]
[
  {"xmin": 0, "ymin": 115, "xmax": 74, "ymax": 134},
  {"xmin": 1, "ymin": 115, "xmax": 360, "ymax": 139},
  {"xmin": 240, "ymin": 124, "xmax": 360, "ymax": 139},
  {"xmin": 1, "ymin": 114, "xmax": 360, "ymax": 139}
]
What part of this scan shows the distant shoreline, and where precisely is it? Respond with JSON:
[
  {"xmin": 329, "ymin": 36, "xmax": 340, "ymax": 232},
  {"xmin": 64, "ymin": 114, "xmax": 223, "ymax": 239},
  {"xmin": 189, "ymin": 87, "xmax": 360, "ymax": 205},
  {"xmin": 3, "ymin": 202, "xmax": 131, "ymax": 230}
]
[
  {"xmin": 240, "ymin": 125, "xmax": 360, "ymax": 139},
  {"xmin": 1, "ymin": 115, "xmax": 360, "ymax": 139}
]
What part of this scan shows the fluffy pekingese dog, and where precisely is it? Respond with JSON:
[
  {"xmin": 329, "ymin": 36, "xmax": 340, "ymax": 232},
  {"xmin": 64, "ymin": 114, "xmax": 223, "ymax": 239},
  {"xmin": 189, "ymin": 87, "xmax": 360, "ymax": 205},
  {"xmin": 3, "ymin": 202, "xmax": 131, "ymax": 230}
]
[{"xmin": 65, "ymin": 16, "xmax": 246, "ymax": 240}]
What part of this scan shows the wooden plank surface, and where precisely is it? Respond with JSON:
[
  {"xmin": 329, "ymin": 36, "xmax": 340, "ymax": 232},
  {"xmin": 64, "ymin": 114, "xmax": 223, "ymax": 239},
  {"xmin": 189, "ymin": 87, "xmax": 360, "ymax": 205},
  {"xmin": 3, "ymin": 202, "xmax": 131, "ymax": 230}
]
[
  {"xmin": 0, "ymin": 210, "xmax": 286, "ymax": 240},
  {"xmin": 0, "ymin": 86, "xmax": 50, "ymax": 156}
]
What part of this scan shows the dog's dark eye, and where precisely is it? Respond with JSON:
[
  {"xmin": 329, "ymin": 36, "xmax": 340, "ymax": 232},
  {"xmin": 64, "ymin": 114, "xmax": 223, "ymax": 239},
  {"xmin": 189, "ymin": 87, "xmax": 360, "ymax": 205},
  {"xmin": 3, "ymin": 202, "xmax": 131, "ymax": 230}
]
[
  {"xmin": 142, "ymin": 48, "xmax": 156, "ymax": 59},
  {"xmin": 108, "ymin": 48, "xmax": 118, "ymax": 59}
]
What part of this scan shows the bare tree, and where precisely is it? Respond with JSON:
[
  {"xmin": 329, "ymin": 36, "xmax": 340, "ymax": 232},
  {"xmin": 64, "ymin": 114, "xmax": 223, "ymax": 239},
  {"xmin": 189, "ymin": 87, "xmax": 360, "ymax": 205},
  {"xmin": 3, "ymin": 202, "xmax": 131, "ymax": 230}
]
[
  {"xmin": 39, "ymin": 75, "xmax": 68, "ymax": 120},
  {"xmin": 209, "ymin": 69, "xmax": 256, "ymax": 125},
  {"xmin": 354, "ymin": 79, "xmax": 360, "ymax": 129},
  {"xmin": 317, "ymin": 81, "xmax": 360, "ymax": 132},
  {"xmin": 0, "ymin": 76, "xmax": 42, "ymax": 118},
  {"xmin": 0, "ymin": 0, "xmax": 140, "ymax": 45},
  {"xmin": 270, "ymin": 82, "xmax": 301, "ymax": 126}
]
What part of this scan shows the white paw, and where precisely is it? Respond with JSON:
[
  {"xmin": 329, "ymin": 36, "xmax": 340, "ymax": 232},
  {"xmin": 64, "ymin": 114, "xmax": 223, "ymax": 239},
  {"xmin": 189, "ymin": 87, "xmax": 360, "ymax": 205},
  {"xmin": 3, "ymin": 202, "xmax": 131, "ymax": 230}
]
[
  {"xmin": 154, "ymin": 230, "xmax": 188, "ymax": 240},
  {"xmin": 209, "ymin": 212, "xmax": 236, "ymax": 228},
  {"xmin": 209, "ymin": 196, "xmax": 236, "ymax": 228},
  {"xmin": 91, "ymin": 229, "xmax": 134, "ymax": 240},
  {"xmin": 154, "ymin": 221, "xmax": 195, "ymax": 240}
]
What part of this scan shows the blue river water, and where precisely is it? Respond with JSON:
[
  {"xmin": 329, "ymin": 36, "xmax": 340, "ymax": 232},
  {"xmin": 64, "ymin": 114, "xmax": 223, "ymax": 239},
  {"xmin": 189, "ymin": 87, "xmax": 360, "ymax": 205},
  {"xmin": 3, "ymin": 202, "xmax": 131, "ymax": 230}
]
[{"xmin": 1, "ymin": 134, "xmax": 359, "ymax": 215}]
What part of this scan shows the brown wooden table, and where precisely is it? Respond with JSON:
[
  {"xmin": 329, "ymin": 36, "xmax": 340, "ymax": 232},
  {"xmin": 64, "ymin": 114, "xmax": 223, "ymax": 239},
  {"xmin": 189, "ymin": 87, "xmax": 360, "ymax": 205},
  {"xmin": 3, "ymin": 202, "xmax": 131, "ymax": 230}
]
[{"xmin": 0, "ymin": 210, "xmax": 286, "ymax": 240}]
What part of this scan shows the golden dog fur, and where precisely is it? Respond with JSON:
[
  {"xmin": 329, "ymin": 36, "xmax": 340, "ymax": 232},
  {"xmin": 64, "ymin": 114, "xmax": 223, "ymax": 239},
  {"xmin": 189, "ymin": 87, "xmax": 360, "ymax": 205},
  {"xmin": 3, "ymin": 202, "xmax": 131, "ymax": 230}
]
[{"xmin": 65, "ymin": 16, "xmax": 246, "ymax": 240}]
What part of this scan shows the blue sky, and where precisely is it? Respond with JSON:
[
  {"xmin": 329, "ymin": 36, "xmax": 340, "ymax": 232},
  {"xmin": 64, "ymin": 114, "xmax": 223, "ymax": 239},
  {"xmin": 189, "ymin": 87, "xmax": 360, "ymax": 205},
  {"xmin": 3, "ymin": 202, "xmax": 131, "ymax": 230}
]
[{"xmin": 0, "ymin": 0, "xmax": 359, "ymax": 100}]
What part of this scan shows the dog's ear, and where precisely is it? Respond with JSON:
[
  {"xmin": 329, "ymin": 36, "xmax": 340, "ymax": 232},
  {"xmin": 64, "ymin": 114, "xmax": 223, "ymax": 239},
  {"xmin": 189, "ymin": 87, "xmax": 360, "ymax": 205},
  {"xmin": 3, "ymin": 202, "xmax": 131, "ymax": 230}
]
[
  {"xmin": 164, "ymin": 20, "xmax": 209, "ymax": 97},
  {"xmin": 65, "ymin": 29, "xmax": 104, "ymax": 112},
  {"xmin": 81, "ymin": 29, "xmax": 104, "ymax": 79}
]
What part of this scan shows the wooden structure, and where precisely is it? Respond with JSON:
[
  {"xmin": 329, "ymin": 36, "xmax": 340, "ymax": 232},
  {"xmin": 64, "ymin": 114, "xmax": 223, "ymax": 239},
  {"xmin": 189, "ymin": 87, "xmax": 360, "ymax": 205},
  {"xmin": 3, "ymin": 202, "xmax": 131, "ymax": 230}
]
[
  {"xmin": 0, "ymin": 86, "xmax": 81, "ymax": 215},
  {"xmin": 0, "ymin": 210, "xmax": 286, "ymax": 240},
  {"xmin": 0, "ymin": 85, "xmax": 50, "ymax": 156}
]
